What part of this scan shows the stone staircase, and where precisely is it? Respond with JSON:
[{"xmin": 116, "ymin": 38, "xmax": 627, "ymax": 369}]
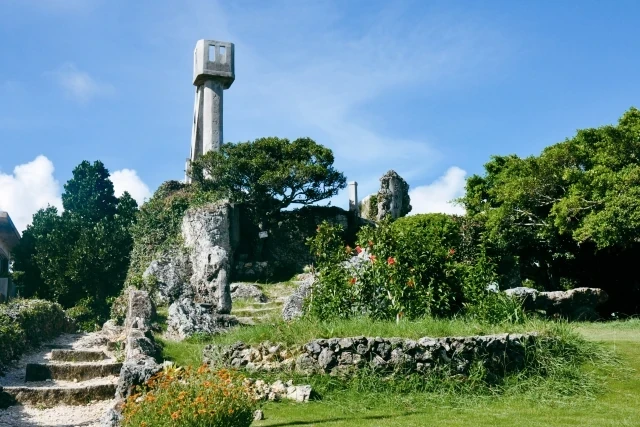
[
  {"xmin": 231, "ymin": 279, "xmax": 302, "ymax": 325},
  {"xmin": 1, "ymin": 337, "xmax": 120, "ymax": 408}
]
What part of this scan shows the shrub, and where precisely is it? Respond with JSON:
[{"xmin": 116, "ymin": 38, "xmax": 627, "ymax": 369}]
[
  {"xmin": 307, "ymin": 216, "xmax": 467, "ymax": 321},
  {"xmin": 122, "ymin": 366, "xmax": 255, "ymax": 427},
  {"xmin": 306, "ymin": 214, "xmax": 525, "ymax": 323},
  {"xmin": 0, "ymin": 299, "xmax": 72, "ymax": 372}
]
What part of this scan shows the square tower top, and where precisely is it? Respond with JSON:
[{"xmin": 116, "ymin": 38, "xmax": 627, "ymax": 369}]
[{"xmin": 193, "ymin": 39, "xmax": 235, "ymax": 88}]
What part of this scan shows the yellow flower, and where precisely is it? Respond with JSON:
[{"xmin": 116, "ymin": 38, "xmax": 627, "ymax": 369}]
[{"xmin": 171, "ymin": 411, "xmax": 180, "ymax": 420}]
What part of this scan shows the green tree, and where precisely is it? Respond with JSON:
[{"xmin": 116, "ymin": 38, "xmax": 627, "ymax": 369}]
[
  {"xmin": 190, "ymin": 137, "xmax": 347, "ymax": 220},
  {"xmin": 462, "ymin": 107, "xmax": 640, "ymax": 314},
  {"xmin": 12, "ymin": 161, "xmax": 137, "ymax": 328}
]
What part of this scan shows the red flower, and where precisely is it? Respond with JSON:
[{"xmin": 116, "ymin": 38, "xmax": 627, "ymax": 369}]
[
  {"xmin": 348, "ymin": 277, "xmax": 357, "ymax": 285},
  {"xmin": 369, "ymin": 255, "xmax": 377, "ymax": 263},
  {"xmin": 355, "ymin": 246, "xmax": 363, "ymax": 254},
  {"xmin": 448, "ymin": 248, "xmax": 456, "ymax": 256},
  {"xmin": 387, "ymin": 257, "xmax": 396, "ymax": 265}
]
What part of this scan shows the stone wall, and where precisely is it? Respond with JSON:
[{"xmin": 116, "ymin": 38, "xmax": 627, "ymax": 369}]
[{"xmin": 203, "ymin": 333, "xmax": 538, "ymax": 378}]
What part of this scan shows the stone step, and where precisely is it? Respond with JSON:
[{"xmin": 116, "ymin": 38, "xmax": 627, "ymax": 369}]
[
  {"xmin": 233, "ymin": 307, "xmax": 279, "ymax": 314},
  {"xmin": 25, "ymin": 362, "xmax": 122, "ymax": 382},
  {"xmin": 51, "ymin": 349, "xmax": 108, "ymax": 362},
  {"xmin": 1, "ymin": 382, "xmax": 117, "ymax": 407}
]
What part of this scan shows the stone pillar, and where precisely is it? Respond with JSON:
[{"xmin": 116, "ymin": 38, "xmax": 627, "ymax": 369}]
[
  {"xmin": 186, "ymin": 40, "xmax": 235, "ymax": 183},
  {"xmin": 348, "ymin": 181, "xmax": 359, "ymax": 216}
]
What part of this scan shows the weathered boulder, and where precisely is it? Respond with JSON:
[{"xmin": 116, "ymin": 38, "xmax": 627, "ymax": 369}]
[
  {"xmin": 116, "ymin": 357, "xmax": 162, "ymax": 398},
  {"xmin": 505, "ymin": 286, "xmax": 608, "ymax": 320},
  {"xmin": 182, "ymin": 201, "xmax": 233, "ymax": 314},
  {"xmin": 282, "ymin": 274, "xmax": 315, "ymax": 321},
  {"xmin": 143, "ymin": 249, "xmax": 192, "ymax": 304},
  {"xmin": 540, "ymin": 287, "xmax": 608, "ymax": 320},
  {"xmin": 230, "ymin": 282, "xmax": 268, "ymax": 303},
  {"xmin": 504, "ymin": 287, "xmax": 539, "ymax": 311},
  {"xmin": 167, "ymin": 298, "xmax": 238, "ymax": 340}
]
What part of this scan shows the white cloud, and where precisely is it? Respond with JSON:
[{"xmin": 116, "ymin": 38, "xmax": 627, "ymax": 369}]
[
  {"xmin": 0, "ymin": 156, "xmax": 63, "ymax": 231},
  {"xmin": 156, "ymin": 1, "xmax": 507, "ymax": 201},
  {"xmin": 409, "ymin": 167, "xmax": 467, "ymax": 215},
  {"xmin": 0, "ymin": 158, "xmax": 151, "ymax": 231},
  {"xmin": 110, "ymin": 169, "xmax": 151, "ymax": 205},
  {"xmin": 47, "ymin": 63, "xmax": 114, "ymax": 103}
]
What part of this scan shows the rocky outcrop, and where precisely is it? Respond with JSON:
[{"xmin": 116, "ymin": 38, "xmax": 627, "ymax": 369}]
[
  {"xmin": 146, "ymin": 201, "xmax": 238, "ymax": 340},
  {"xmin": 282, "ymin": 274, "xmax": 315, "ymax": 321},
  {"xmin": 203, "ymin": 333, "xmax": 538, "ymax": 378},
  {"xmin": 143, "ymin": 249, "xmax": 192, "ymax": 304},
  {"xmin": 182, "ymin": 201, "xmax": 233, "ymax": 313},
  {"xmin": 167, "ymin": 298, "xmax": 238, "ymax": 339},
  {"xmin": 505, "ymin": 287, "xmax": 608, "ymax": 320},
  {"xmin": 377, "ymin": 170, "xmax": 411, "ymax": 221}
]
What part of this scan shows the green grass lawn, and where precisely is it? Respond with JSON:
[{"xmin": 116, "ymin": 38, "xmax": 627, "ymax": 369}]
[
  {"xmin": 251, "ymin": 320, "xmax": 640, "ymax": 427},
  {"xmin": 157, "ymin": 318, "xmax": 640, "ymax": 426}
]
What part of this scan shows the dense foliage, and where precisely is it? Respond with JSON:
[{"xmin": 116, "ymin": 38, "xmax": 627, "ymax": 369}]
[
  {"xmin": 462, "ymin": 107, "xmax": 640, "ymax": 314},
  {"xmin": 122, "ymin": 366, "xmax": 255, "ymax": 427},
  {"xmin": 190, "ymin": 137, "xmax": 347, "ymax": 222},
  {"xmin": 306, "ymin": 215, "xmax": 522, "ymax": 323},
  {"xmin": 12, "ymin": 161, "xmax": 137, "ymax": 329},
  {"xmin": 0, "ymin": 299, "xmax": 71, "ymax": 372}
]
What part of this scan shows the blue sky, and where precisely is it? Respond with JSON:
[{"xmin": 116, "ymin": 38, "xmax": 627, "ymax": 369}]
[{"xmin": 2, "ymin": 0, "xmax": 640, "ymax": 230}]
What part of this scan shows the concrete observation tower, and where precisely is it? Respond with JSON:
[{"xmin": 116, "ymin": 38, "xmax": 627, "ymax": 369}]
[{"xmin": 185, "ymin": 39, "xmax": 235, "ymax": 183}]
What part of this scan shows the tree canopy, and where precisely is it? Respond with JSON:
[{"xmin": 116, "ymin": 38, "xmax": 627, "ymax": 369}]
[
  {"xmin": 462, "ymin": 107, "xmax": 640, "ymax": 313},
  {"xmin": 12, "ymin": 160, "xmax": 137, "ymax": 329},
  {"xmin": 190, "ymin": 137, "xmax": 347, "ymax": 219}
]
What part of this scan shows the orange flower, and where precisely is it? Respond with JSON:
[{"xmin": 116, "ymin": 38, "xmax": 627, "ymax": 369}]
[
  {"xmin": 387, "ymin": 257, "xmax": 396, "ymax": 265},
  {"xmin": 171, "ymin": 411, "xmax": 180, "ymax": 420},
  {"xmin": 348, "ymin": 277, "xmax": 357, "ymax": 285},
  {"xmin": 368, "ymin": 240, "xmax": 374, "ymax": 247},
  {"xmin": 369, "ymin": 255, "xmax": 377, "ymax": 263},
  {"xmin": 355, "ymin": 245, "xmax": 363, "ymax": 254},
  {"xmin": 448, "ymin": 248, "xmax": 456, "ymax": 256},
  {"xmin": 407, "ymin": 279, "xmax": 415, "ymax": 288}
]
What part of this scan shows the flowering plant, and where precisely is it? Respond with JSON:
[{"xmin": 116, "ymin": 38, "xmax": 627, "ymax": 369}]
[{"xmin": 121, "ymin": 366, "xmax": 256, "ymax": 427}]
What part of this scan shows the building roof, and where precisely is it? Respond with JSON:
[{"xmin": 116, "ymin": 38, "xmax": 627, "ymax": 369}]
[{"xmin": 0, "ymin": 211, "xmax": 21, "ymax": 252}]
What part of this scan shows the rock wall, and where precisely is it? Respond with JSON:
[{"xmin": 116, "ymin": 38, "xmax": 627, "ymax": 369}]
[{"xmin": 203, "ymin": 333, "xmax": 538, "ymax": 378}]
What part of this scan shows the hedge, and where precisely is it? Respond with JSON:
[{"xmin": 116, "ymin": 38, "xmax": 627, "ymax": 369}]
[{"xmin": 0, "ymin": 299, "xmax": 73, "ymax": 372}]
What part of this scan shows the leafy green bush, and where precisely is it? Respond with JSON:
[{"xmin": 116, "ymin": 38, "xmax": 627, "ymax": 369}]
[
  {"xmin": 0, "ymin": 299, "xmax": 72, "ymax": 372},
  {"xmin": 122, "ymin": 366, "xmax": 255, "ymax": 427},
  {"xmin": 306, "ymin": 214, "xmax": 524, "ymax": 323}
]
